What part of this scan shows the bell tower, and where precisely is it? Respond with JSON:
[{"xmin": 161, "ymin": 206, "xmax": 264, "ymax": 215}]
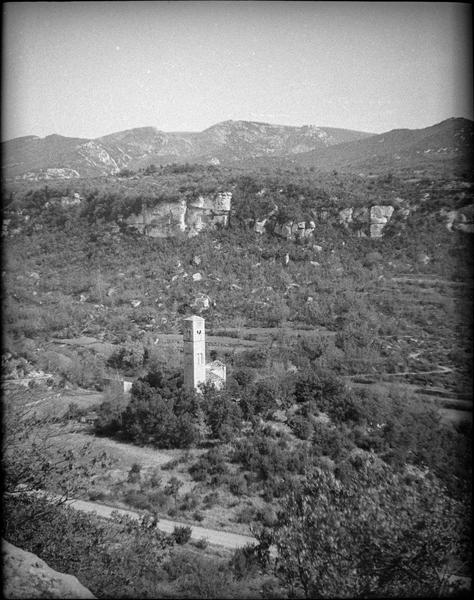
[{"xmin": 183, "ymin": 315, "xmax": 206, "ymax": 391}]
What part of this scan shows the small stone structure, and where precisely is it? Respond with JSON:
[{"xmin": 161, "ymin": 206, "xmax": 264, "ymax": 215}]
[
  {"xmin": 183, "ymin": 316, "xmax": 226, "ymax": 392},
  {"xmin": 103, "ymin": 377, "xmax": 133, "ymax": 394}
]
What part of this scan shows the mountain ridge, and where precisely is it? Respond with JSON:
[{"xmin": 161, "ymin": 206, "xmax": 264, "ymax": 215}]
[
  {"xmin": 2, "ymin": 118, "xmax": 472, "ymax": 180},
  {"xmin": 1, "ymin": 120, "xmax": 373, "ymax": 179}
]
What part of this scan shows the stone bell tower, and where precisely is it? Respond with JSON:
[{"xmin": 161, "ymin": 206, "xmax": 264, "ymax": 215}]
[{"xmin": 183, "ymin": 315, "xmax": 206, "ymax": 391}]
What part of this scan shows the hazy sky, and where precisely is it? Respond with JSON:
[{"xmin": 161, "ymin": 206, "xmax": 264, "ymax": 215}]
[{"xmin": 2, "ymin": 1, "xmax": 473, "ymax": 140}]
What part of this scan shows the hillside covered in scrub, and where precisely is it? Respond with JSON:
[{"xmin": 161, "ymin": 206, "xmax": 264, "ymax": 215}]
[{"xmin": 3, "ymin": 159, "xmax": 473, "ymax": 598}]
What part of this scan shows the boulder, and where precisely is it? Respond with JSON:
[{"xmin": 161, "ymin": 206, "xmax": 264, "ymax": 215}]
[
  {"xmin": 192, "ymin": 272, "xmax": 202, "ymax": 282},
  {"xmin": 444, "ymin": 204, "xmax": 474, "ymax": 233},
  {"xmin": 191, "ymin": 294, "xmax": 211, "ymax": 312},
  {"xmin": 455, "ymin": 223, "xmax": 474, "ymax": 233},
  {"xmin": 2, "ymin": 539, "xmax": 95, "ymax": 598},
  {"xmin": 370, "ymin": 205, "xmax": 394, "ymax": 224},
  {"xmin": 440, "ymin": 209, "xmax": 459, "ymax": 231},
  {"xmin": 192, "ymin": 255, "xmax": 201, "ymax": 266}
]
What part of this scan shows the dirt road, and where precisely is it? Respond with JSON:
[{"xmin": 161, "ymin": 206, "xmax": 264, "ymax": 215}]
[{"xmin": 67, "ymin": 498, "xmax": 257, "ymax": 550}]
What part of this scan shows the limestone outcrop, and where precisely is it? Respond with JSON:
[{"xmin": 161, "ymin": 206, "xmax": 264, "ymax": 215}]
[
  {"xmin": 124, "ymin": 192, "xmax": 231, "ymax": 238},
  {"xmin": 2, "ymin": 539, "xmax": 95, "ymax": 599},
  {"xmin": 440, "ymin": 204, "xmax": 474, "ymax": 233},
  {"xmin": 125, "ymin": 199, "xmax": 187, "ymax": 237},
  {"xmin": 270, "ymin": 204, "xmax": 401, "ymax": 240},
  {"xmin": 274, "ymin": 220, "xmax": 316, "ymax": 240},
  {"xmin": 369, "ymin": 205, "xmax": 395, "ymax": 238}
]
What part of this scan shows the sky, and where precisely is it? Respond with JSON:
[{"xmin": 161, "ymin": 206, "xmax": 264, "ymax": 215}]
[{"xmin": 2, "ymin": 1, "xmax": 473, "ymax": 140}]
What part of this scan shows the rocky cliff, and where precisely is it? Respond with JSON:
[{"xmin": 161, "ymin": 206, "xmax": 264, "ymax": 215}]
[
  {"xmin": 122, "ymin": 189, "xmax": 474, "ymax": 241},
  {"xmin": 124, "ymin": 191, "xmax": 232, "ymax": 237},
  {"xmin": 2, "ymin": 539, "xmax": 95, "ymax": 599}
]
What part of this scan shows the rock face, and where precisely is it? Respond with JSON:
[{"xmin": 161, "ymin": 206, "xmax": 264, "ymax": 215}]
[
  {"xmin": 270, "ymin": 204, "xmax": 400, "ymax": 240},
  {"xmin": 125, "ymin": 192, "xmax": 231, "ymax": 238},
  {"xmin": 185, "ymin": 192, "xmax": 232, "ymax": 237},
  {"xmin": 369, "ymin": 205, "xmax": 395, "ymax": 238},
  {"xmin": 2, "ymin": 539, "xmax": 95, "ymax": 599},
  {"xmin": 125, "ymin": 199, "xmax": 187, "ymax": 237}
]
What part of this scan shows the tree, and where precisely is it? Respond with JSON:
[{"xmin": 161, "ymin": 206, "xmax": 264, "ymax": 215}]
[
  {"xmin": 200, "ymin": 384, "xmax": 242, "ymax": 442},
  {"xmin": 258, "ymin": 457, "xmax": 471, "ymax": 598}
]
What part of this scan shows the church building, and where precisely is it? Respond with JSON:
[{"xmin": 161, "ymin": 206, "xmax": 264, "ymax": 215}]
[{"xmin": 183, "ymin": 315, "xmax": 226, "ymax": 391}]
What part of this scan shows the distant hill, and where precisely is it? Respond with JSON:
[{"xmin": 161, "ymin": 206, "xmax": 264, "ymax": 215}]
[
  {"xmin": 287, "ymin": 117, "xmax": 474, "ymax": 172},
  {"xmin": 1, "ymin": 120, "xmax": 373, "ymax": 179}
]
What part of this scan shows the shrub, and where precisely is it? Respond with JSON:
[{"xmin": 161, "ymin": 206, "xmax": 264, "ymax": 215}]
[
  {"xmin": 127, "ymin": 462, "xmax": 142, "ymax": 483},
  {"xmin": 203, "ymin": 491, "xmax": 219, "ymax": 508},
  {"xmin": 179, "ymin": 492, "xmax": 199, "ymax": 512},
  {"xmin": 161, "ymin": 458, "xmax": 181, "ymax": 470},
  {"xmin": 62, "ymin": 402, "xmax": 89, "ymax": 421},
  {"xmin": 88, "ymin": 489, "xmax": 106, "ymax": 502},
  {"xmin": 189, "ymin": 448, "xmax": 230, "ymax": 483},
  {"xmin": 163, "ymin": 550, "xmax": 234, "ymax": 598},
  {"xmin": 123, "ymin": 490, "xmax": 151, "ymax": 511},
  {"xmin": 236, "ymin": 505, "xmax": 257, "ymax": 524},
  {"xmin": 228, "ymin": 473, "xmax": 248, "ymax": 496},
  {"xmin": 257, "ymin": 506, "xmax": 278, "ymax": 526},
  {"xmin": 230, "ymin": 544, "xmax": 259, "ymax": 579},
  {"xmin": 312, "ymin": 422, "xmax": 354, "ymax": 462},
  {"xmin": 146, "ymin": 489, "xmax": 169, "ymax": 510},
  {"xmin": 172, "ymin": 525, "xmax": 192, "ymax": 544},
  {"xmin": 288, "ymin": 414, "xmax": 313, "ymax": 440}
]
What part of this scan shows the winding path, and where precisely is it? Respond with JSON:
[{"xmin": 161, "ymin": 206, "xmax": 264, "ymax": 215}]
[{"xmin": 67, "ymin": 498, "xmax": 257, "ymax": 550}]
